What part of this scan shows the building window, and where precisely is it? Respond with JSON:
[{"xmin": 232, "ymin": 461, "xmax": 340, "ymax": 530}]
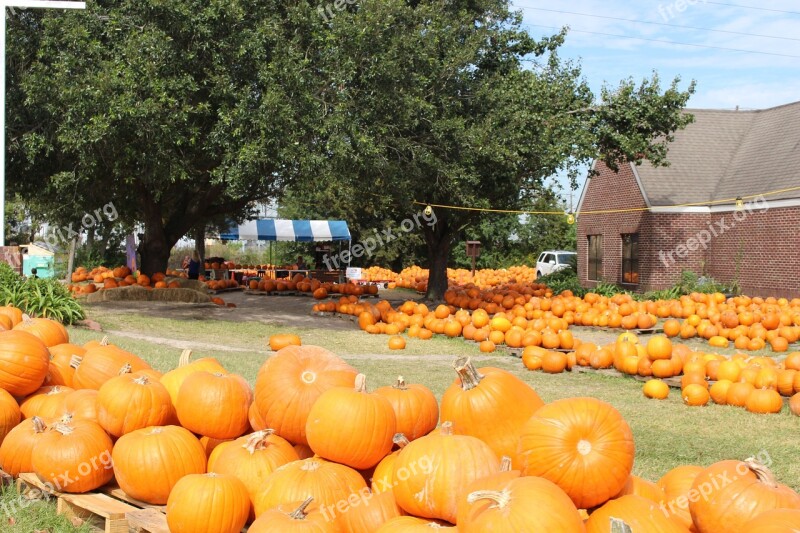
[
  {"xmin": 622, "ymin": 233, "xmax": 639, "ymax": 284},
  {"xmin": 587, "ymin": 235, "xmax": 602, "ymax": 281}
]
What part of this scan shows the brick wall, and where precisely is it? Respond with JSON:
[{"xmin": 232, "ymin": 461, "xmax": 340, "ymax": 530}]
[
  {"xmin": 0, "ymin": 247, "xmax": 22, "ymax": 274},
  {"xmin": 578, "ymin": 162, "xmax": 800, "ymax": 297}
]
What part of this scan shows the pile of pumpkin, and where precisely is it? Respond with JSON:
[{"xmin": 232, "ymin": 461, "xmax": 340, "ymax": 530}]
[
  {"xmin": 68, "ymin": 267, "xmax": 187, "ymax": 296},
  {"xmin": 251, "ymin": 274, "xmax": 379, "ymax": 300},
  {"xmin": 391, "ymin": 264, "xmax": 545, "ymax": 292},
  {"xmin": 1, "ymin": 314, "xmax": 799, "ymax": 531},
  {"xmin": 521, "ymin": 331, "xmax": 800, "ymax": 416}
]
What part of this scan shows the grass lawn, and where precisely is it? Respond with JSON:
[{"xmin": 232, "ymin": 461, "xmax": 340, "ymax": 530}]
[{"xmin": 8, "ymin": 303, "xmax": 799, "ymax": 531}]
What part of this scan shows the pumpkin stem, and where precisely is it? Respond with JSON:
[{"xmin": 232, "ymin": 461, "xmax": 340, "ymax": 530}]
[
  {"xmin": 355, "ymin": 373, "xmax": 368, "ymax": 393},
  {"xmin": 392, "ymin": 433, "xmax": 411, "ymax": 449},
  {"xmin": 440, "ymin": 421, "xmax": 453, "ymax": 436},
  {"xmin": 289, "ymin": 497, "xmax": 314, "ymax": 520},
  {"xmin": 453, "ymin": 357, "xmax": 483, "ymax": 391},
  {"xmin": 499, "ymin": 456, "xmax": 512, "ymax": 472},
  {"xmin": 57, "ymin": 413, "xmax": 73, "ymax": 424},
  {"xmin": 99, "ymin": 335, "xmax": 109, "ymax": 346},
  {"xmin": 394, "ymin": 376, "xmax": 407, "ymax": 390},
  {"xmin": 52, "ymin": 422, "xmax": 74, "ymax": 435},
  {"xmin": 178, "ymin": 349, "xmax": 192, "ymax": 367},
  {"xmin": 743, "ymin": 457, "xmax": 779, "ymax": 488},
  {"xmin": 133, "ymin": 375, "xmax": 149, "ymax": 385},
  {"xmin": 31, "ymin": 416, "xmax": 47, "ymax": 433},
  {"xmin": 49, "ymin": 386, "xmax": 62, "ymax": 394},
  {"xmin": 466, "ymin": 489, "xmax": 511, "ymax": 509},
  {"xmin": 69, "ymin": 355, "xmax": 83, "ymax": 370},
  {"xmin": 118, "ymin": 363, "xmax": 132, "ymax": 375},
  {"xmin": 610, "ymin": 518, "xmax": 634, "ymax": 533},
  {"xmin": 244, "ymin": 429, "xmax": 276, "ymax": 454}
]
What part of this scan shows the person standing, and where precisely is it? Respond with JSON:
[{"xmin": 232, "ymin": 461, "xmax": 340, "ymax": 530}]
[{"xmin": 187, "ymin": 251, "xmax": 201, "ymax": 280}]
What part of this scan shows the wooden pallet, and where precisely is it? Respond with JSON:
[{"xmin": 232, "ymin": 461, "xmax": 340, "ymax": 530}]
[
  {"xmin": 206, "ymin": 287, "xmax": 244, "ymax": 295},
  {"xmin": 16, "ymin": 473, "xmax": 139, "ymax": 533}
]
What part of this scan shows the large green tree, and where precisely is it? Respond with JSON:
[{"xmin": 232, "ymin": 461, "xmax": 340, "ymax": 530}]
[
  {"xmin": 290, "ymin": 0, "xmax": 695, "ymax": 300},
  {"xmin": 8, "ymin": 1, "xmax": 320, "ymax": 274}
]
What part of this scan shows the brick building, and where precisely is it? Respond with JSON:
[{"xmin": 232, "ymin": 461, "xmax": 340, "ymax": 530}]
[{"xmin": 576, "ymin": 101, "xmax": 800, "ymax": 298}]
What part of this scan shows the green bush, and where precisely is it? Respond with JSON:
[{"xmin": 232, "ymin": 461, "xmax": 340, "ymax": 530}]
[
  {"xmin": 0, "ymin": 263, "xmax": 84, "ymax": 324},
  {"xmin": 536, "ymin": 266, "xmax": 588, "ymax": 297}
]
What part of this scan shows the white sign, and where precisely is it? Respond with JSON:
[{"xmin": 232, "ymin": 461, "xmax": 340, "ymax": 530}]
[{"xmin": 346, "ymin": 267, "xmax": 362, "ymax": 280}]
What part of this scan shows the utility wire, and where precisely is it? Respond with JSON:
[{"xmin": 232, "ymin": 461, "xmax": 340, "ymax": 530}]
[
  {"xmin": 524, "ymin": 24, "xmax": 800, "ymax": 59},
  {"xmin": 517, "ymin": 6, "xmax": 800, "ymax": 42},
  {"xmin": 703, "ymin": 1, "xmax": 800, "ymax": 16},
  {"xmin": 414, "ymin": 184, "xmax": 800, "ymax": 217}
]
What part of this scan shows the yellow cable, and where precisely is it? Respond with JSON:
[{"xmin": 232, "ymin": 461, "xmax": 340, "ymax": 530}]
[{"xmin": 414, "ymin": 184, "xmax": 800, "ymax": 217}]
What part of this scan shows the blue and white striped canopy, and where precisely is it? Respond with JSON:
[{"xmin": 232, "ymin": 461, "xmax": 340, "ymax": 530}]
[{"xmin": 219, "ymin": 219, "xmax": 351, "ymax": 242}]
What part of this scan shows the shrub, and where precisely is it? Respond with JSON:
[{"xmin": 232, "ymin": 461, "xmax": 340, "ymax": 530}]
[{"xmin": 0, "ymin": 263, "xmax": 84, "ymax": 324}]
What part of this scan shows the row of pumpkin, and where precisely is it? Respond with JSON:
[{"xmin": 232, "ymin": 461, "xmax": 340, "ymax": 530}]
[
  {"xmin": 312, "ymin": 288, "xmax": 800, "ymax": 353},
  {"xmin": 0, "ymin": 312, "xmax": 799, "ymax": 530}
]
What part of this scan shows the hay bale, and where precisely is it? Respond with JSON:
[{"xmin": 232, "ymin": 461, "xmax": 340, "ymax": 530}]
[
  {"xmin": 84, "ymin": 285, "xmax": 212, "ymax": 304},
  {"xmin": 164, "ymin": 277, "xmax": 208, "ymax": 292}
]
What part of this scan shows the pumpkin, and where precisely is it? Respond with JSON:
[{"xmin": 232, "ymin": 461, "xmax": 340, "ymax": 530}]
[
  {"xmin": 13, "ymin": 317, "xmax": 69, "ymax": 347},
  {"xmin": 657, "ymin": 465, "xmax": 703, "ymax": 530},
  {"xmin": 252, "ymin": 457, "xmax": 368, "ymax": 524},
  {"xmin": 682, "ymin": 384, "xmax": 710, "ymax": 406},
  {"xmin": 726, "ymin": 381, "xmax": 755, "ymax": 407},
  {"xmin": 392, "ymin": 421, "xmax": 500, "ymax": 523},
  {"xmin": 47, "ymin": 343, "xmax": 86, "ymax": 387},
  {"xmin": 646, "ymin": 335, "xmax": 673, "ymax": 360},
  {"xmin": 199, "ymin": 436, "xmax": 233, "ymax": 460},
  {"xmin": 740, "ymin": 508, "xmax": 800, "ymax": 532},
  {"xmin": 371, "ymin": 434, "xmax": 410, "ymax": 493},
  {"xmin": 0, "ymin": 388, "xmax": 20, "ymax": 446},
  {"xmin": 249, "ymin": 498, "xmax": 341, "ymax": 532},
  {"xmin": 745, "ymin": 388, "xmax": 784, "ymax": 414},
  {"xmin": 709, "ymin": 379, "xmax": 732, "ymax": 405},
  {"xmin": 72, "ymin": 344, "xmax": 152, "ymax": 390},
  {"xmin": 585, "ymin": 494, "xmax": 688, "ymax": 533},
  {"xmin": 176, "ymin": 371, "xmax": 251, "ymax": 440},
  {"xmin": 248, "ymin": 400, "xmax": 268, "ymax": 431},
  {"xmin": 97, "ymin": 372, "xmax": 175, "ymax": 437},
  {"xmin": 374, "ymin": 377, "xmax": 437, "ymax": 442},
  {"xmin": 112, "ymin": 425, "xmax": 207, "ymax": 504},
  {"xmin": 615, "ymin": 474, "xmax": 665, "ymax": 503},
  {"xmin": 454, "ymin": 456, "xmax": 519, "ymax": 526},
  {"xmin": 61, "ymin": 389, "xmax": 99, "ymax": 421},
  {"xmin": 643, "ymin": 379, "xmax": 670, "ymax": 399},
  {"xmin": 32, "ymin": 418, "xmax": 114, "ymax": 493},
  {"xmin": 440, "ymin": 357, "xmax": 544, "ymax": 468},
  {"xmin": 0, "ymin": 330, "xmax": 51, "ymax": 396},
  {"xmin": 387, "ymin": 336, "xmax": 406, "ymax": 350},
  {"xmin": 518, "ymin": 397, "xmax": 635, "ymax": 509},
  {"xmin": 19, "ymin": 385, "xmax": 73, "ymax": 420},
  {"xmin": 159, "ymin": 349, "xmax": 227, "ymax": 407},
  {"xmin": 254, "ymin": 345, "xmax": 357, "ymax": 446},
  {"xmin": 460, "ymin": 475, "xmax": 585, "ymax": 532},
  {"xmin": 0, "ymin": 306, "xmax": 23, "ymax": 327},
  {"xmin": 791, "ymin": 392, "xmax": 800, "ymax": 416},
  {"xmin": 166, "ymin": 473, "xmax": 250, "ymax": 533},
  {"xmin": 340, "ymin": 489, "xmax": 406, "ymax": 533},
  {"xmin": 0, "ymin": 416, "xmax": 47, "ymax": 476},
  {"xmin": 210, "ymin": 430, "xmax": 300, "ymax": 519},
  {"xmin": 689, "ymin": 458, "xmax": 800, "ymax": 532},
  {"xmin": 269, "ymin": 333, "xmax": 302, "ymax": 351},
  {"xmin": 306, "ymin": 374, "xmax": 396, "ymax": 470}
]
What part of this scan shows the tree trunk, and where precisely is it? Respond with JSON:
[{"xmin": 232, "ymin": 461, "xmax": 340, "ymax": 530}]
[
  {"xmin": 423, "ymin": 212, "xmax": 454, "ymax": 302},
  {"xmin": 138, "ymin": 209, "xmax": 175, "ymax": 276},
  {"xmin": 193, "ymin": 225, "xmax": 206, "ymax": 265}
]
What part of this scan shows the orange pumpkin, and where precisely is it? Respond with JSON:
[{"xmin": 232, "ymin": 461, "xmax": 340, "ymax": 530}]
[
  {"xmin": 689, "ymin": 459, "xmax": 800, "ymax": 532},
  {"xmin": 518, "ymin": 397, "xmax": 634, "ymax": 509}
]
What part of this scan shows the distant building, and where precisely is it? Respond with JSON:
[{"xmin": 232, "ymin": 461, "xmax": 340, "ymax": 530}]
[{"xmin": 576, "ymin": 101, "xmax": 800, "ymax": 297}]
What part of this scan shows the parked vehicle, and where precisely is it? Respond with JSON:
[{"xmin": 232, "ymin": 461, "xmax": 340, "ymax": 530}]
[{"xmin": 536, "ymin": 250, "xmax": 576, "ymax": 278}]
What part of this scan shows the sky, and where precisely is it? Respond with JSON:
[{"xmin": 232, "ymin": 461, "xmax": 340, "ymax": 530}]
[{"xmin": 511, "ymin": 0, "xmax": 800, "ymax": 201}]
